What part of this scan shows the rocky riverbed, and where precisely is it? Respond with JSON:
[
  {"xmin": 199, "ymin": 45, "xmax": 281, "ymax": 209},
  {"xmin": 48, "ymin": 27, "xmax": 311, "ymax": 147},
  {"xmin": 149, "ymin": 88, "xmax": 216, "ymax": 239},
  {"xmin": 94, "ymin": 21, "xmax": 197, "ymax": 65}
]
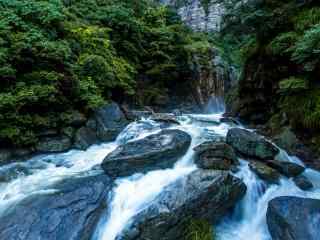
[{"xmin": 0, "ymin": 105, "xmax": 319, "ymax": 240}]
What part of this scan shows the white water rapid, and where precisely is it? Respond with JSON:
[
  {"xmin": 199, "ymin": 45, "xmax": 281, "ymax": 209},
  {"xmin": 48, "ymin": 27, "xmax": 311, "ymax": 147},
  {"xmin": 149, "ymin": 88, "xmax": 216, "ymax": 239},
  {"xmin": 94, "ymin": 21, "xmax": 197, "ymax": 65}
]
[{"xmin": 1, "ymin": 104, "xmax": 320, "ymax": 240}]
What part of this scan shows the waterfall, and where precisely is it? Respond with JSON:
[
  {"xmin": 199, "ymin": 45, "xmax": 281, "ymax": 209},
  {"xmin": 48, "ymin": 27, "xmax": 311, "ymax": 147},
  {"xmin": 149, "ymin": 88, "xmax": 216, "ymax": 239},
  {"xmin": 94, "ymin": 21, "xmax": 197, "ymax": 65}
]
[{"xmin": 204, "ymin": 96, "xmax": 226, "ymax": 113}]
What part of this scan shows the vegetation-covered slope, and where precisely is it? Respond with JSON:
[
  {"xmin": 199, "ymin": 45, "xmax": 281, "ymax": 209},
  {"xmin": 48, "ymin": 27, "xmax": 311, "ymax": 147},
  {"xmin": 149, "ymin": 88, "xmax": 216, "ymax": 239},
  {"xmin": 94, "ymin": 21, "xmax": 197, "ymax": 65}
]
[
  {"xmin": 0, "ymin": 0, "xmax": 210, "ymax": 147},
  {"xmin": 220, "ymin": 0, "xmax": 320, "ymax": 154}
]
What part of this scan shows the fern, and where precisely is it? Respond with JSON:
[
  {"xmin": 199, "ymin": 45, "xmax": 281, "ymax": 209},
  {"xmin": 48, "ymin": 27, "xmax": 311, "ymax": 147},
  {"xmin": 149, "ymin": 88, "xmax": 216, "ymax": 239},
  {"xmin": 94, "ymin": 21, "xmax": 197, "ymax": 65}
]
[
  {"xmin": 280, "ymin": 89, "xmax": 320, "ymax": 130},
  {"xmin": 291, "ymin": 24, "xmax": 320, "ymax": 71},
  {"xmin": 267, "ymin": 32, "xmax": 298, "ymax": 56},
  {"xmin": 294, "ymin": 7, "xmax": 320, "ymax": 32},
  {"xmin": 278, "ymin": 77, "xmax": 308, "ymax": 94}
]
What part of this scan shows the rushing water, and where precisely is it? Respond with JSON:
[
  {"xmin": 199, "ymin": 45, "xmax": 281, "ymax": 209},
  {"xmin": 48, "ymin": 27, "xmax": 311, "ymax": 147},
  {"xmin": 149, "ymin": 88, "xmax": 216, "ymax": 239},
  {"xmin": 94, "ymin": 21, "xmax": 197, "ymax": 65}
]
[{"xmin": 0, "ymin": 104, "xmax": 320, "ymax": 240}]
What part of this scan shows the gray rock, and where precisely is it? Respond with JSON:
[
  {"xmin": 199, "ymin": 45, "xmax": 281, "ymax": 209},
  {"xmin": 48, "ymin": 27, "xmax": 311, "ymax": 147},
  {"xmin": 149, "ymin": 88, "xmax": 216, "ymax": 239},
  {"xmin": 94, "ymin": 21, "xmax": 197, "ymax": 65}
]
[
  {"xmin": 293, "ymin": 175, "xmax": 313, "ymax": 190},
  {"xmin": 102, "ymin": 129, "xmax": 191, "ymax": 178},
  {"xmin": 266, "ymin": 160, "xmax": 305, "ymax": 178},
  {"xmin": 125, "ymin": 110, "xmax": 153, "ymax": 121},
  {"xmin": 150, "ymin": 113, "xmax": 181, "ymax": 126},
  {"xmin": 249, "ymin": 161, "xmax": 280, "ymax": 184},
  {"xmin": 273, "ymin": 127, "xmax": 300, "ymax": 154},
  {"xmin": 74, "ymin": 127, "xmax": 98, "ymax": 150},
  {"xmin": 36, "ymin": 135, "xmax": 72, "ymax": 153},
  {"xmin": 226, "ymin": 128, "xmax": 279, "ymax": 160},
  {"xmin": 119, "ymin": 170, "xmax": 246, "ymax": 240},
  {"xmin": 220, "ymin": 117, "xmax": 240, "ymax": 126},
  {"xmin": 0, "ymin": 172, "xmax": 113, "ymax": 240},
  {"xmin": 94, "ymin": 102, "xmax": 129, "ymax": 142},
  {"xmin": 194, "ymin": 141, "xmax": 238, "ymax": 170},
  {"xmin": 267, "ymin": 196, "xmax": 320, "ymax": 240},
  {"xmin": 162, "ymin": 0, "xmax": 225, "ymax": 32},
  {"xmin": 0, "ymin": 149, "xmax": 13, "ymax": 164}
]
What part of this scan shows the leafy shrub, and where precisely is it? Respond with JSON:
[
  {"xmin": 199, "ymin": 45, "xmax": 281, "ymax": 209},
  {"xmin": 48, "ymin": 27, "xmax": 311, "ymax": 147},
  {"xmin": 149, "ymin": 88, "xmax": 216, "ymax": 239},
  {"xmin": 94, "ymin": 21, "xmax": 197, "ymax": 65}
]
[
  {"xmin": 267, "ymin": 32, "xmax": 298, "ymax": 56},
  {"xmin": 291, "ymin": 24, "xmax": 320, "ymax": 71},
  {"xmin": 280, "ymin": 89, "xmax": 320, "ymax": 130},
  {"xmin": 278, "ymin": 77, "xmax": 308, "ymax": 94}
]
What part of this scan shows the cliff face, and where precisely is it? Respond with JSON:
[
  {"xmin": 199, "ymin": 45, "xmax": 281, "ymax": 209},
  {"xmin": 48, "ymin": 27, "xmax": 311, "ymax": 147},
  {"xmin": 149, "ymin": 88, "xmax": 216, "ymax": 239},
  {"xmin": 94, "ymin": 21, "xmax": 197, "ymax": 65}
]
[
  {"xmin": 161, "ymin": 0, "xmax": 225, "ymax": 32},
  {"xmin": 160, "ymin": 0, "xmax": 237, "ymax": 108}
]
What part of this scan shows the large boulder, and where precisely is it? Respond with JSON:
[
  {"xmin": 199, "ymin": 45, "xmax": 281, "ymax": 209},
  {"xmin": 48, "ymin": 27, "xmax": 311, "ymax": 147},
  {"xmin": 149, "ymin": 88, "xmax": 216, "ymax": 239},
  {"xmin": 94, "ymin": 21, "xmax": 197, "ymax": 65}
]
[
  {"xmin": 93, "ymin": 102, "xmax": 129, "ymax": 142},
  {"xmin": 74, "ymin": 127, "xmax": 98, "ymax": 150},
  {"xmin": 36, "ymin": 135, "xmax": 72, "ymax": 153},
  {"xmin": 0, "ymin": 172, "xmax": 113, "ymax": 240},
  {"xmin": 118, "ymin": 170, "xmax": 246, "ymax": 240},
  {"xmin": 102, "ymin": 129, "xmax": 191, "ymax": 178},
  {"xmin": 293, "ymin": 175, "xmax": 313, "ymax": 190},
  {"xmin": 273, "ymin": 127, "xmax": 300, "ymax": 155},
  {"xmin": 194, "ymin": 141, "xmax": 238, "ymax": 170},
  {"xmin": 226, "ymin": 128, "xmax": 279, "ymax": 160},
  {"xmin": 267, "ymin": 196, "xmax": 320, "ymax": 240},
  {"xmin": 249, "ymin": 161, "xmax": 280, "ymax": 184},
  {"xmin": 266, "ymin": 160, "xmax": 305, "ymax": 178}
]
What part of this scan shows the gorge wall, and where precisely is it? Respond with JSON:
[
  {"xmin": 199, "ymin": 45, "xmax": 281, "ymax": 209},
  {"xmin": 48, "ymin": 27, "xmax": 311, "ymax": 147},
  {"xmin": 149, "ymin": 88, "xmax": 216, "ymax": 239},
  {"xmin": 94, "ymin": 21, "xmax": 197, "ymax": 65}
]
[
  {"xmin": 161, "ymin": 0, "xmax": 236, "ymax": 108},
  {"xmin": 160, "ymin": 0, "xmax": 226, "ymax": 32}
]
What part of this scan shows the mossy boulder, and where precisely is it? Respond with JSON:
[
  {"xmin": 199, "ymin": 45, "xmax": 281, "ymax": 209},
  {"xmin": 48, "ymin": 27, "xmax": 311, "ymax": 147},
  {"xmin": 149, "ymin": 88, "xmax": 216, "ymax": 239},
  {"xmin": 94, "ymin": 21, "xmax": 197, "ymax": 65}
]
[
  {"xmin": 226, "ymin": 128, "xmax": 279, "ymax": 160},
  {"xmin": 266, "ymin": 160, "xmax": 305, "ymax": 178},
  {"xmin": 194, "ymin": 141, "xmax": 238, "ymax": 170},
  {"xmin": 249, "ymin": 161, "xmax": 280, "ymax": 184},
  {"xmin": 293, "ymin": 175, "xmax": 313, "ymax": 190},
  {"xmin": 102, "ymin": 129, "xmax": 191, "ymax": 178},
  {"xmin": 35, "ymin": 135, "xmax": 72, "ymax": 153},
  {"xmin": 118, "ymin": 170, "xmax": 246, "ymax": 240},
  {"xmin": 267, "ymin": 197, "xmax": 320, "ymax": 240}
]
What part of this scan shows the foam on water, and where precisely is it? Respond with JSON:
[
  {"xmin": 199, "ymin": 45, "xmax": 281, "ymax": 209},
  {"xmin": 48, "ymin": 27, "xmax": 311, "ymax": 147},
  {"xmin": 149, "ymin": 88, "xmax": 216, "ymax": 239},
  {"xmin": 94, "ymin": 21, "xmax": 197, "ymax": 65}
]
[
  {"xmin": 93, "ymin": 114, "xmax": 225, "ymax": 240},
  {"xmin": 1, "ymin": 107, "xmax": 320, "ymax": 240}
]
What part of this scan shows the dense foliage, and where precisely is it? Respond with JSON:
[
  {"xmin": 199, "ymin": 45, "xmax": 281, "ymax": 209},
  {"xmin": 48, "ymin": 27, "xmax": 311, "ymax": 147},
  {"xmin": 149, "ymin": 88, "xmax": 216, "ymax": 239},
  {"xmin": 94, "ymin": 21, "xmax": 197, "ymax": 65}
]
[
  {"xmin": 220, "ymin": 0, "xmax": 320, "ymax": 136},
  {"xmin": 0, "ymin": 0, "xmax": 209, "ymax": 147}
]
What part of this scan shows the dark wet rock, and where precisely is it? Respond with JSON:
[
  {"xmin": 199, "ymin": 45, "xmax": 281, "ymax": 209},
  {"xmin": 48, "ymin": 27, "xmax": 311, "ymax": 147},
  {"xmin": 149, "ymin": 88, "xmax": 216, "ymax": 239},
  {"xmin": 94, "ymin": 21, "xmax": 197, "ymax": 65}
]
[
  {"xmin": 220, "ymin": 117, "xmax": 240, "ymax": 126},
  {"xmin": 293, "ymin": 175, "xmax": 313, "ymax": 190},
  {"xmin": 0, "ymin": 149, "xmax": 13, "ymax": 164},
  {"xmin": 194, "ymin": 141, "xmax": 238, "ymax": 170},
  {"xmin": 226, "ymin": 128, "xmax": 279, "ymax": 160},
  {"xmin": 102, "ymin": 129, "xmax": 191, "ymax": 178},
  {"xmin": 150, "ymin": 113, "xmax": 181, "ymax": 126},
  {"xmin": 11, "ymin": 148, "xmax": 33, "ymax": 159},
  {"xmin": 0, "ymin": 148, "xmax": 34, "ymax": 166},
  {"xmin": 118, "ymin": 170, "xmax": 246, "ymax": 240},
  {"xmin": 36, "ymin": 135, "xmax": 72, "ymax": 153},
  {"xmin": 273, "ymin": 128, "xmax": 300, "ymax": 155},
  {"xmin": 74, "ymin": 127, "xmax": 98, "ymax": 150},
  {"xmin": 94, "ymin": 102, "xmax": 129, "ymax": 142},
  {"xmin": 266, "ymin": 160, "xmax": 305, "ymax": 178},
  {"xmin": 249, "ymin": 161, "xmax": 280, "ymax": 184},
  {"xmin": 267, "ymin": 196, "xmax": 320, "ymax": 240},
  {"xmin": 0, "ymin": 172, "xmax": 113, "ymax": 240},
  {"xmin": 36, "ymin": 129, "xmax": 59, "ymax": 138}
]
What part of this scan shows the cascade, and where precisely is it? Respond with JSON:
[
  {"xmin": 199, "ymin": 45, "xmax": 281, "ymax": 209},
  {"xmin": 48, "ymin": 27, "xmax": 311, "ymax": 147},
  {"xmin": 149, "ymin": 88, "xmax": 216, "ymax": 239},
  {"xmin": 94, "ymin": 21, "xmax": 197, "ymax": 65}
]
[{"xmin": 0, "ymin": 107, "xmax": 319, "ymax": 240}]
